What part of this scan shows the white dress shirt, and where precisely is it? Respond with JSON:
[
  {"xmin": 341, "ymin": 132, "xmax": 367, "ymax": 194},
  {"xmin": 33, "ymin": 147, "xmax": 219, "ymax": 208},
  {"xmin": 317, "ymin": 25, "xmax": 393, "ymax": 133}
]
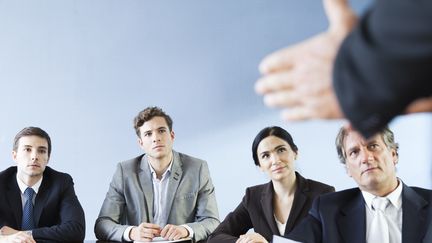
[
  {"xmin": 362, "ymin": 179, "xmax": 403, "ymax": 243},
  {"xmin": 16, "ymin": 174, "xmax": 43, "ymax": 209}
]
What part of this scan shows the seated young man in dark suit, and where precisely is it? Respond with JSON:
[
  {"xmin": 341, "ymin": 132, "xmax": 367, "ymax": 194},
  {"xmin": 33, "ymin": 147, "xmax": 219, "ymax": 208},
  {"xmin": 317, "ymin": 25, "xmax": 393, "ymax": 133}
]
[
  {"xmin": 0, "ymin": 127, "xmax": 85, "ymax": 242},
  {"xmin": 286, "ymin": 126, "xmax": 432, "ymax": 243}
]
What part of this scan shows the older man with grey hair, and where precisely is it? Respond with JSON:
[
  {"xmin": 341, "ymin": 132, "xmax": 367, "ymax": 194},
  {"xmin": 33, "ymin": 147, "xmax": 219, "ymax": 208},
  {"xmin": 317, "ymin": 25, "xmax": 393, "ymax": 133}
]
[{"xmin": 286, "ymin": 126, "xmax": 432, "ymax": 243}]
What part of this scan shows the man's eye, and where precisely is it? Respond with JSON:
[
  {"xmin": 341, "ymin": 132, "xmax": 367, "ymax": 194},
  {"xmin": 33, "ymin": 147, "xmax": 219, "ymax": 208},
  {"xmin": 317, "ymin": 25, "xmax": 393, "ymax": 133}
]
[
  {"xmin": 261, "ymin": 154, "xmax": 269, "ymax": 159},
  {"xmin": 369, "ymin": 144, "xmax": 378, "ymax": 150}
]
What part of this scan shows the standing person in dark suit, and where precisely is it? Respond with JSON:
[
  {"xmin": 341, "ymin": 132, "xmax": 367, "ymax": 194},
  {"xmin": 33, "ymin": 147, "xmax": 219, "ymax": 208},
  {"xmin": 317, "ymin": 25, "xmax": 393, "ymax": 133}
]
[
  {"xmin": 0, "ymin": 127, "xmax": 85, "ymax": 242},
  {"xmin": 207, "ymin": 126, "xmax": 334, "ymax": 243},
  {"xmin": 286, "ymin": 126, "xmax": 432, "ymax": 243},
  {"xmin": 255, "ymin": 0, "xmax": 432, "ymax": 138}
]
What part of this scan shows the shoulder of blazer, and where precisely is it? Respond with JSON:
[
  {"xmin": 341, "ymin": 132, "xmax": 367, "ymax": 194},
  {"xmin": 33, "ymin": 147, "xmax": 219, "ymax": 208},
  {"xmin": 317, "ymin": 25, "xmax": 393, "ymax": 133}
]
[
  {"xmin": 243, "ymin": 181, "xmax": 274, "ymax": 205},
  {"xmin": 0, "ymin": 166, "xmax": 18, "ymax": 190},
  {"xmin": 295, "ymin": 172, "xmax": 335, "ymax": 194},
  {"xmin": 176, "ymin": 150, "xmax": 206, "ymax": 166},
  {"xmin": 408, "ymin": 186, "xmax": 432, "ymax": 201},
  {"xmin": 119, "ymin": 154, "xmax": 146, "ymax": 170}
]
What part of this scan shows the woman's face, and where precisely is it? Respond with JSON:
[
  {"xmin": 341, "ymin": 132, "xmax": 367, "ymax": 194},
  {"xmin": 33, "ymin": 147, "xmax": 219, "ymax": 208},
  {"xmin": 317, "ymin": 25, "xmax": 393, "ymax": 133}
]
[{"xmin": 257, "ymin": 135, "xmax": 297, "ymax": 181}]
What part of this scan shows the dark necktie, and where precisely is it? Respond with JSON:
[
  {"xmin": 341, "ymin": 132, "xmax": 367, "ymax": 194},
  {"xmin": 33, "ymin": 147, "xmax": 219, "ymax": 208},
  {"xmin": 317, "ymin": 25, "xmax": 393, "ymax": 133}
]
[{"xmin": 21, "ymin": 187, "xmax": 35, "ymax": 230}]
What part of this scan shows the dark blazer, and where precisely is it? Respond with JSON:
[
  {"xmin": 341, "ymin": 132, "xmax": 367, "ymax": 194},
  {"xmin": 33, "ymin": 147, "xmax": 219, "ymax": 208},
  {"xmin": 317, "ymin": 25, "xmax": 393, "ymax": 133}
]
[
  {"xmin": 333, "ymin": 0, "xmax": 432, "ymax": 138},
  {"xmin": 207, "ymin": 172, "xmax": 334, "ymax": 243},
  {"xmin": 0, "ymin": 166, "xmax": 85, "ymax": 242},
  {"xmin": 287, "ymin": 183, "xmax": 432, "ymax": 243}
]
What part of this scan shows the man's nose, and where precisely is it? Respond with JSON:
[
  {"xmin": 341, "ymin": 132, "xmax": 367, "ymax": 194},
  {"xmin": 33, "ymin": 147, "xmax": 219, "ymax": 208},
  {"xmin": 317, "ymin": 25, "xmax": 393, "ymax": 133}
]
[
  {"xmin": 360, "ymin": 149, "xmax": 373, "ymax": 163},
  {"xmin": 152, "ymin": 133, "xmax": 161, "ymax": 142},
  {"xmin": 31, "ymin": 151, "xmax": 38, "ymax": 161}
]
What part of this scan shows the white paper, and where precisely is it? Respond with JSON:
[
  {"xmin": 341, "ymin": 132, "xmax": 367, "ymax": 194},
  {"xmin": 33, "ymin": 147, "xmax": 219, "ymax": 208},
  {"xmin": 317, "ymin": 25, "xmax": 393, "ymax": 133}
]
[
  {"xmin": 272, "ymin": 235, "xmax": 303, "ymax": 243},
  {"xmin": 134, "ymin": 237, "xmax": 192, "ymax": 243}
]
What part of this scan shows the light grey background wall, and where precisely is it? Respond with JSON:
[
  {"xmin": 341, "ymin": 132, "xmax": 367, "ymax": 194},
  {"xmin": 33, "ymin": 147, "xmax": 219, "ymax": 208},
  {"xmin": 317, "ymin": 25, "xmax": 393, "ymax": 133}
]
[{"xmin": 0, "ymin": 0, "xmax": 430, "ymax": 240}]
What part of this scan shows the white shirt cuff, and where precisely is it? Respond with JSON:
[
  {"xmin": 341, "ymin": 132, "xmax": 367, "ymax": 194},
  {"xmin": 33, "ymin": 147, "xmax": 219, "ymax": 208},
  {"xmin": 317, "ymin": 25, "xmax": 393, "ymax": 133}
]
[
  {"xmin": 181, "ymin": 224, "xmax": 194, "ymax": 238},
  {"xmin": 123, "ymin": 226, "xmax": 134, "ymax": 242}
]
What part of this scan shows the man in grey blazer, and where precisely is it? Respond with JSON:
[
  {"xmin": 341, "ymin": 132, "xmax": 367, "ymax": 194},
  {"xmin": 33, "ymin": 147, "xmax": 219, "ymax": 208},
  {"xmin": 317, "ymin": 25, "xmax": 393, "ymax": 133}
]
[{"xmin": 94, "ymin": 106, "xmax": 219, "ymax": 242}]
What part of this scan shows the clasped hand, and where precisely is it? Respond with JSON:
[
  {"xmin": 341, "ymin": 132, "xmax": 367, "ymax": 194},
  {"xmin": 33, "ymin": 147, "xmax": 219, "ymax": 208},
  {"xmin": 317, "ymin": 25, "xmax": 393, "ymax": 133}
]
[
  {"xmin": 130, "ymin": 222, "xmax": 189, "ymax": 242},
  {"xmin": 0, "ymin": 226, "xmax": 35, "ymax": 243}
]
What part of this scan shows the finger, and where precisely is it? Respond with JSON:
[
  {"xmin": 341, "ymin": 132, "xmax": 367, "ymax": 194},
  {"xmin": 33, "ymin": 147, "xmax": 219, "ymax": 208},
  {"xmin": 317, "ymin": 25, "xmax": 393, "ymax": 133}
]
[
  {"xmin": 281, "ymin": 107, "xmax": 315, "ymax": 121},
  {"xmin": 263, "ymin": 91, "xmax": 303, "ymax": 108},
  {"xmin": 166, "ymin": 226, "xmax": 177, "ymax": 240},
  {"xmin": 160, "ymin": 224, "xmax": 171, "ymax": 237},
  {"xmin": 259, "ymin": 46, "xmax": 297, "ymax": 74},
  {"xmin": 141, "ymin": 222, "xmax": 161, "ymax": 230},
  {"xmin": 172, "ymin": 231, "xmax": 182, "ymax": 240},
  {"xmin": 255, "ymin": 72, "xmax": 296, "ymax": 94},
  {"xmin": 323, "ymin": 0, "xmax": 356, "ymax": 35}
]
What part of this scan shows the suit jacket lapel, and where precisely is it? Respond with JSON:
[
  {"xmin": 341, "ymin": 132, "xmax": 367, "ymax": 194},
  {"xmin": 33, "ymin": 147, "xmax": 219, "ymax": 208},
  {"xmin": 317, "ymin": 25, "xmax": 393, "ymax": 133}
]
[
  {"xmin": 139, "ymin": 155, "xmax": 155, "ymax": 222},
  {"xmin": 6, "ymin": 178, "xmax": 22, "ymax": 228},
  {"xmin": 33, "ymin": 174, "xmax": 50, "ymax": 227},
  {"xmin": 261, "ymin": 182, "xmax": 280, "ymax": 235},
  {"xmin": 285, "ymin": 173, "xmax": 307, "ymax": 234},
  {"xmin": 337, "ymin": 191, "xmax": 366, "ymax": 243},
  {"xmin": 165, "ymin": 151, "xmax": 183, "ymax": 221},
  {"xmin": 401, "ymin": 184, "xmax": 429, "ymax": 243}
]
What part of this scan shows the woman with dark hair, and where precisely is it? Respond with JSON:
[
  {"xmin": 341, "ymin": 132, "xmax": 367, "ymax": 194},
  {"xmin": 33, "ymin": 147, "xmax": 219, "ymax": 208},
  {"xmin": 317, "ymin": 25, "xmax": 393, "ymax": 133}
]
[{"xmin": 208, "ymin": 126, "xmax": 334, "ymax": 243}]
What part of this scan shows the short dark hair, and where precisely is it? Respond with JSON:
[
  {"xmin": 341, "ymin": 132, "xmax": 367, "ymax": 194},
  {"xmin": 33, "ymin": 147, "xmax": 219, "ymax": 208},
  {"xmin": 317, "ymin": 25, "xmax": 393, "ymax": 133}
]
[
  {"xmin": 13, "ymin": 127, "xmax": 52, "ymax": 157},
  {"xmin": 335, "ymin": 126, "xmax": 399, "ymax": 164},
  {"xmin": 133, "ymin": 106, "xmax": 173, "ymax": 137},
  {"xmin": 252, "ymin": 126, "xmax": 298, "ymax": 166}
]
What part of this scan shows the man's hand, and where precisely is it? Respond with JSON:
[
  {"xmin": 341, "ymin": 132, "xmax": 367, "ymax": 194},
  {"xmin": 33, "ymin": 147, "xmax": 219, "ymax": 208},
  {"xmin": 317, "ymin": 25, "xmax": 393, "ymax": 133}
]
[
  {"xmin": 0, "ymin": 226, "xmax": 35, "ymax": 243},
  {"xmin": 160, "ymin": 224, "xmax": 189, "ymax": 241},
  {"xmin": 129, "ymin": 223, "xmax": 161, "ymax": 242},
  {"xmin": 0, "ymin": 226, "xmax": 19, "ymax": 236},
  {"xmin": 236, "ymin": 232, "xmax": 268, "ymax": 243},
  {"xmin": 256, "ymin": 0, "xmax": 357, "ymax": 121}
]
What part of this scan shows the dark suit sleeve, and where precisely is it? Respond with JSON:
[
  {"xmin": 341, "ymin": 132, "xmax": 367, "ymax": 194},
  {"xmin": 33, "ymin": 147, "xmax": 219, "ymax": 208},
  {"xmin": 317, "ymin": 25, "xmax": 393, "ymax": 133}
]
[
  {"xmin": 207, "ymin": 192, "xmax": 253, "ymax": 243},
  {"xmin": 287, "ymin": 196, "xmax": 323, "ymax": 243},
  {"xmin": 32, "ymin": 174, "xmax": 85, "ymax": 242},
  {"xmin": 333, "ymin": 0, "xmax": 432, "ymax": 138}
]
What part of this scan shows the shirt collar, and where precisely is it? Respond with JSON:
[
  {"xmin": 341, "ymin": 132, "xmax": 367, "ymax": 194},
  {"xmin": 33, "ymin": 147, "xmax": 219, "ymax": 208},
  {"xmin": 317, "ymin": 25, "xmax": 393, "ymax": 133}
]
[
  {"xmin": 147, "ymin": 157, "xmax": 173, "ymax": 181},
  {"xmin": 16, "ymin": 173, "xmax": 43, "ymax": 194},
  {"xmin": 361, "ymin": 178, "xmax": 403, "ymax": 211}
]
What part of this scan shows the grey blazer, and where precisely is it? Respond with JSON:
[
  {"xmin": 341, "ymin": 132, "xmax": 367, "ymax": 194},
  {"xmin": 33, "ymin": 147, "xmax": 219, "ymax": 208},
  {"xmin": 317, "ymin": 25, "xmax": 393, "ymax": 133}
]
[{"xmin": 94, "ymin": 150, "xmax": 220, "ymax": 242}]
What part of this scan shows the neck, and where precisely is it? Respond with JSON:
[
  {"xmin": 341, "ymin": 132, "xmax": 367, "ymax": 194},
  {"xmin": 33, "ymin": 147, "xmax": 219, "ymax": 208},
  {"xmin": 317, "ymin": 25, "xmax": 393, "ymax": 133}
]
[
  {"xmin": 148, "ymin": 151, "xmax": 173, "ymax": 178},
  {"xmin": 367, "ymin": 177, "xmax": 399, "ymax": 197},
  {"xmin": 273, "ymin": 172, "xmax": 297, "ymax": 197},
  {"xmin": 18, "ymin": 173, "xmax": 41, "ymax": 188}
]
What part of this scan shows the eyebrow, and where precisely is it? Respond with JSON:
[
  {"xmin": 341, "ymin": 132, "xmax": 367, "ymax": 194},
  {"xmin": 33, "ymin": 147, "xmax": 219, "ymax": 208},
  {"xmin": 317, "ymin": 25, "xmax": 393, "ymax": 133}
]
[
  {"xmin": 259, "ymin": 144, "xmax": 286, "ymax": 155},
  {"xmin": 143, "ymin": 126, "xmax": 167, "ymax": 133},
  {"xmin": 21, "ymin": 145, "xmax": 48, "ymax": 150}
]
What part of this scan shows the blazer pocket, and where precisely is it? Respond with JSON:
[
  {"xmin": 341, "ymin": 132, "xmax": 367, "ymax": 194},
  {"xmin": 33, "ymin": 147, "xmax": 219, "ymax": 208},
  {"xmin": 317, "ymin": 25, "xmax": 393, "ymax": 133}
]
[{"xmin": 175, "ymin": 192, "xmax": 196, "ymax": 200}]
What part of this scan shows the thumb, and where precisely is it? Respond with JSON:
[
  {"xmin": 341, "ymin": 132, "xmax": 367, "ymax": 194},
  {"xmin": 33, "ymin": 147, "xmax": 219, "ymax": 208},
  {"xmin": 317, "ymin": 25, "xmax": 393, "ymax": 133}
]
[{"xmin": 323, "ymin": 0, "xmax": 357, "ymax": 37}]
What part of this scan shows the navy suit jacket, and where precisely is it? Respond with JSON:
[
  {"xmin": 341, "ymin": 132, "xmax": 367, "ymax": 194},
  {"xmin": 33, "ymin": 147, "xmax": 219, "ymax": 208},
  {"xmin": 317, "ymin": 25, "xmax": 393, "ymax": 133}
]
[
  {"xmin": 0, "ymin": 166, "xmax": 85, "ymax": 242},
  {"xmin": 288, "ymin": 184, "xmax": 432, "ymax": 243},
  {"xmin": 333, "ymin": 0, "xmax": 432, "ymax": 138},
  {"xmin": 207, "ymin": 173, "xmax": 334, "ymax": 243}
]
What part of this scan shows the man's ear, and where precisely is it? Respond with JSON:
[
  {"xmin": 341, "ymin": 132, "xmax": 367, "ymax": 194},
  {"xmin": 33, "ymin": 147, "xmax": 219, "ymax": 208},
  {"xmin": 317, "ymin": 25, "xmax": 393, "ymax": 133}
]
[
  {"xmin": 137, "ymin": 137, "xmax": 143, "ymax": 149},
  {"xmin": 392, "ymin": 149, "xmax": 398, "ymax": 165},
  {"xmin": 12, "ymin": 150, "xmax": 17, "ymax": 163},
  {"xmin": 345, "ymin": 164, "xmax": 353, "ymax": 177},
  {"xmin": 170, "ymin": 130, "xmax": 175, "ymax": 140}
]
